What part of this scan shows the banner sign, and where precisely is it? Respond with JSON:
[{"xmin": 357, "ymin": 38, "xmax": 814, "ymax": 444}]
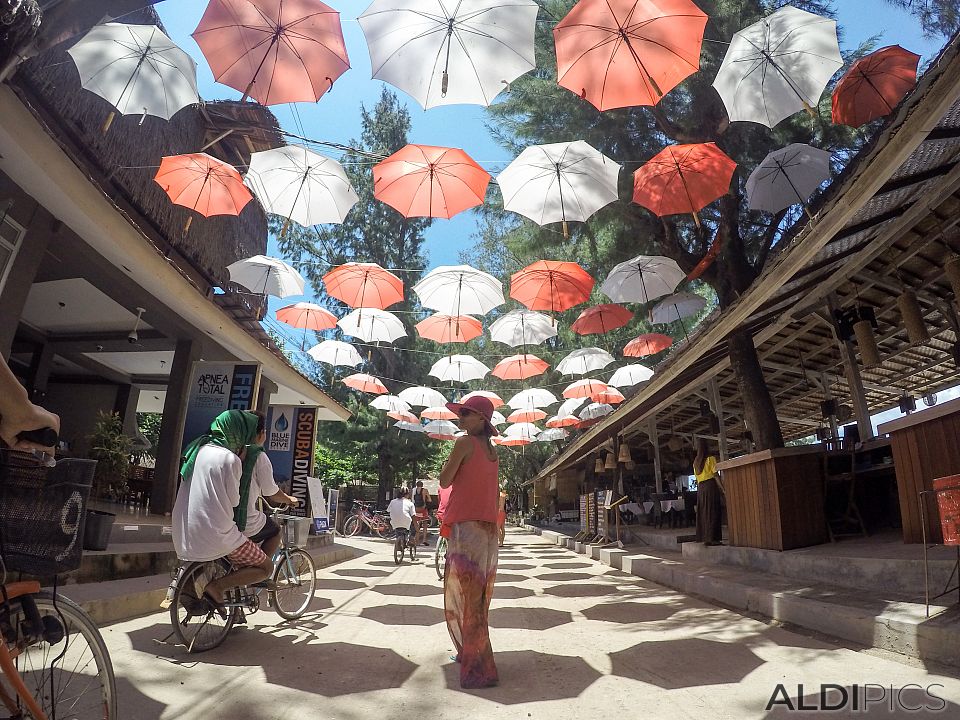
[
  {"xmin": 264, "ymin": 405, "xmax": 318, "ymax": 517},
  {"xmin": 183, "ymin": 362, "xmax": 261, "ymax": 448},
  {"xmin": 327, "ymin": 488, "xmax": 340, "ymax": 535},
  {"xmin": 307, "ymin": 477, "xmax": 328, "ymax": 532}
]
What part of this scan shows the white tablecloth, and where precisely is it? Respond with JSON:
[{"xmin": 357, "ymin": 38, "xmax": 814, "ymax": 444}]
[
  {"xmin": 621, "ymin": 503, "xmax": 644, "ymax": 516},
  {"xmin": 642, "ymin": 501, "xmax": 654, "ymax": 514},
  {"xmin": 660, "ymin": 498, "xmax": 685, "ymax": 512}
]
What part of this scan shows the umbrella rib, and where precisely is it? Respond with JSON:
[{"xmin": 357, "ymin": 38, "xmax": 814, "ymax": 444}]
[{"xmin": 369, "ymin": 25, "xmax": 449, "ymax": 78}]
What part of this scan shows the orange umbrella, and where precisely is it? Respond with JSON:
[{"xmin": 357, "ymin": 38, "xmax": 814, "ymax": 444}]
[
  {"xmin": 373, "ymin": 144, "xmax": 490, "ymax": 219},
  {"xmin": 491, "ymin": 354, "xmax": 549, "ymax": 381},
  {"xmin": 510, "ymin": 260, "xmax": 594, "ymax": 313},
  {"xmin": 832, "ymin": 45, "xmax": 921, "ymax": 128},
  {"xmin": 632, "ymin": 143, "xmax": 736, "ymax": 227},
  {"xmin": 388, "ymin": 409, "xmax": 419, "ymax": 423},
  {"xmin": 322, "ymin": 262, "xmax": 403, "ymax": 309},
  {"xmin": 277, "ymin": 302, "xmax": 337, "ymax": 331},
  {"xmin": 506, "ymin": 408, "xmax": 547, "ymax": 424},
  {"xmin": 624, "ymin": 333, "xmax": 673, "ymax": 357},
  {"xmin": 554, "ymin": 0, "xmax": 707, "ymax": 111},
  {"xmin": 571, "ymin": 304, "xmax": 633, "ymax": 335},
  {"xmin": 192, "ymin": 0, "xmax": 349, "ymax": 106},
  {"xmin": 461, "ymin": 390, "xmax": 505, "ymax": 408},
  {"xmin": 563, "ymin": 379, "xmax": 608, "ymax": 399},
  {"xmin": 342, "ymin": 373, "xmax": 388, "ymax": 395},
  {"xmin": 421, "ymin": 406, "xmax": 458, "ymax": 421},
  {"xmin": 497, "ymin": 437, "xmax": 531, "ymax": 447},
  {"xmin": 154, "ymin": 153, "xmax": 252, "ymax": 228},
  {"xmin": 415, "ymin": 314, "xmax": 482, "ymax": 344},
  {"xmin": 592, "ymin": 387, "xmax": 625, "ymax": 405},
  {"xmin": 547, "ymin": 414, "xmax": 580, "ymax": 429}
]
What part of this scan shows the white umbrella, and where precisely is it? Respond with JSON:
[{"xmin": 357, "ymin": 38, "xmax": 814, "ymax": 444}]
[
  {"xmin": 428, "ymin": 354, "xmax": 490, "ymax": 383},
  {"xmin": 508, "ymin": 388, "xmax": 558, "ymax": 409},
  {"xmin": 746, "ymin": 143, "xmax": 832, "ymax": 215},
  {"xmin": 558, "ymin": 397, "xmax": 587, "ymax": 416},
  {"xmin": 245, "ymin": 146, "xmax": 358, "ymax": 227},
  {"xmin": 538, "ymin": 428, "xmax": 568, "ymax": 442},
  {"xmin": 601, "ymin": 254, "xmax": 685, "ymax": 305},
  {"xmin": 503, "ymin": 422, "xmax": 540, "ymax": 440},
  {"xmin": 580, "ymin": 402, "xmax": 614, "ymax": 420},
  {"xmin": 358, "ymin": 0, "xmax": 539, "ymax": 109},
  {"xmin": 395, "ymin": 420, "xmax": 426, "ymax": 433},
  {"xmin": 413, "ymin": 265, "xmax": 505, "ymax": 316},
  {"xmin": 424, "ymin": 419, "xmax": 459, "ymax": 436},
  {"xmin": 306, "ymin": 340, "xmax": 363, "ymax": 367},
  {"xmin": 67, "ymin": 23, "xmax": 198, "ymax": 124},
  {"xmin": 497, "ymin": 141, "xmax": 621, "ymax": 237},
  {"xmin": 556, "ymin": 347, "xmax": 616, "ymax": 376},
  {"xmin": 337, "ymin": 308, "xmax": 407, "ymax": 344},
  {"xmin": 227, "ymin": 255, "xmax": 305, "ymax": 297},
  {"xmin": 371, "ymin": 394, "xmax": 411, "ymax": 413},
  {"xmin": 489, "ymin": 309, "xmax": 557, "ymax": 347},
  {"xmin": 608, "ymin": 364, "xmax": 654, "ymax": 387},
  {"xmin": 461, "ymin": 390, "xmax": 505, "ymax": 407},
  {"xmin": 398, "ymin": 386, "xmax": 448, "ymax": 408},
  {"xmin": 651, "ymin": 291, "xmax": 707, "ymax": 324},
  {"xmin": 421, "ymin": 405, "xmax": 459, "ymax": 421},
  {"xmin": 490, "ymin": 410, "xmax": 507, "ymax": 426},
  {"xmin": 713, "ymin": 6, "xmax": 842, "ymax": 128}
]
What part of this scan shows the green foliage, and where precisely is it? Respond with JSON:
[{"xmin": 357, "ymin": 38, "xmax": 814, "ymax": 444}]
[
  {"xmin": 135, "ymin": 412, "xmax": 162, "ymax": 463},
  {"xmin": 882, "ymin": 0, "xmax": 960, "ymax": 37},
  {"xmin": 87, "ymin": 411, "xmax": 132, "ymax": 498}
]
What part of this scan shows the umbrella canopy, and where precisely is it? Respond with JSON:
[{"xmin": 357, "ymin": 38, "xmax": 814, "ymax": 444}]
[
  {"xmin": 413, "ymin": 265, "xmax": 504, "ymax": 315},
  {"xmin": 745, "ymin": 143, "xmax": 832, "ymax": 214},
  {"xmin": 538, "ymin": 428, "xmax": 569, "ymax": 442},
  {"xmin": 389, "ymin": 409, "xmax": 420, "ymax": 423},
  {"xmin": 563, "ymin": 379, "xmax": 609, "ymax": 399},
  {"xmin": 428, "ymin": 354, "xmax": 490, "ymax": 382},
  {"xmin": 373, "ymin": 144, "xmax": 490, "ymax": 219},
  {"xmin": 322, "ymin": 262, "xmax": 404, "ymax": 310},
  {"xmin": 503, "ymin": 422, "xmax": 540, "ymax": 440},
  {"xmin": 546, "ymin": 414, "xmax": 580, "ymax": 429},
  {"xmin": 358, "ymin": 0, "xmax": 538, "ymax": 109},
  {"xmin": 342, "ymin": 373, "xmax": 388, "ymax": 394},
  {"xmin": 632, "ymin": 143, "xmax": 736, "ymax": 221},
  {"xmin": 558, "ymin": 397, "xmax": 587, "ymax": 416},
  {"xmin": 580, "ymin": 402, "xmax": 614, "ymax": 420},
  {"xmin": 553, "ymin": 0, "xmax": 707, "ymax": 111},
  {"xmin": 415, "ymin": 314, "xmax": 482, "ymax": 344},
  {"xmin": 490, "ymin": 410, "xmax": 507, "ymax": 426},
  {"xmin": 227, "ymin": 255, "xmax": 305, "ymax": 297},
  {"xmin": 337, "ymin": 308, "xmax": 407, "ymax": 343},
  {"xmin": 556, "ymin": 347, "xmax": 616, "ymax": 376},
  {"xmin": 592, "ymin": 387, "xmax": 625, "ymax": 405},
  {"xmin": 601, "ymin": 254, "xmax": 685, "ymax": 305},
  {"xmin": 832, "ymin": 45, "xmax": 920, "ymax": 128},
  {"xmin": 395, "ymin": 420, "xmax": 425, "ymax": 433},
  {"xmin": 66, "ymin": 23, "xmax": 198, "ymax": 121},
  {"xmin": 307, "ymin": 339, "xmax": 363, "ymax": 367},
  {"xmin": 496, "ymin": 436, "xmax": 531, "ymax": 447},
  {"xmin": 192, "ymin": 0, "xmax": 349, "ymax": 106},
  {"xmin": 491, "ymin": 354, "xmax": 549, "ymax": 381},
  {"xmin": 421, "ymin": 405, "xmax": 458, "ymax": 421},
  {"xmin": 154, "ymin": 153, "xmax": 252, "ymax": 217},
  {"xmin": 624, "ymin": 333, "xmax": 673, "ymax": 357},
  {"xmin": 276, "ymin": 302, "xmax": 337, "ymax": 330},
  {"xmin": 506, "ymin": 408, "xmax": 547, "ymax": 423},
  {"xmin": 651, "ymin": 291, "xmax": 707, "ymax": 325},
  {"xmin": 510, "ymin": 260, "xmax": 594, "ymax": 313},
  {"xmin": 424, "ymin": 419, "xmax": 459, "ymax": 440},
  {"xmin": 489, "ymin": 310, "xmax": 557, "ymax": 347},
  {"xmin": 398, "ymin": 386, "xmax": 448, "ymax": 407},
  {"xmin": 508, "ymin": 388, "xmax": 559, "ymax": 409},
  {"xmin": 713, "ymin": 6, "xmax": 842, "ymax": 127},
  {"xmin": 370, "ymin": 394, "xmax": 411, "ymax": 413},
  {"xmin": 608, "ymin": 363, "xmax": 654, "ymax": 387},
  {"xmin": 245, "ymin": 146, "xmax": 358, "ymax": 227},
  {"xmin": 462, "ymin": 390, "xmax": 505, "ymax": 408},
  {"xmin": 571, "ymin": 303, "xmax": 633, "ymax": 335},
  {"xmin": 497, "ymin": 141, "xmax": 621, "ymax": 235}
]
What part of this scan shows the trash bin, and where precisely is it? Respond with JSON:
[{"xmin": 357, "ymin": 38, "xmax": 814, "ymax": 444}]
[
  {"xmin": 933, "ymin": 475, "xmax": 960, "ymax": 545},
  {"xmin": 83, "ymin": 509, "xmax": 116, "ymax": 551}
]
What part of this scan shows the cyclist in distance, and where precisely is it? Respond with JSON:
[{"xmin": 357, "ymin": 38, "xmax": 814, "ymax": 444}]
[
  {"xmin": 387, "ymin": 487, "xmax": 416, "ymax": 546},
  {"xmin": 412, "ymin": 479, "xmax": 432, "ymax": 546},
  {"xmin": 0, "ymin": 358, "xmax": 59, "ymax": 453}
]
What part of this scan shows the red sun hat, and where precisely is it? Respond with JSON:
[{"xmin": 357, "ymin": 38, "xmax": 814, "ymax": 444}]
[{"xmin": 446, "ymin": 395, "xmax": 499, "ymax": 436}]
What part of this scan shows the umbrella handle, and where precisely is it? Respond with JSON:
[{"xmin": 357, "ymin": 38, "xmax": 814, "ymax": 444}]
[
  {"xmin": 442, "ymin": 70, "xmax": 449, "ymax": 97},
  {"xmin": 562, "ymin": 220, "xmax": 569, "ymax": 239},
  {"xmin": 101, "ymin": 111, "xmax": 116, "ymax": 134},
  {"xmin": 183, "ymin": 215, "xmax": 193, "ymax": 235},
  {"xmin": 802, "ymin": 101, "xmax": 818, "ymax": 119}
]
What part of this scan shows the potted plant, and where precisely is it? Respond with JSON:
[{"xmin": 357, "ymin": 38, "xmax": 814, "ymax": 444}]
[{"xmin": 84, "ymin": 411, "xmax": 133, "ymax": 550}]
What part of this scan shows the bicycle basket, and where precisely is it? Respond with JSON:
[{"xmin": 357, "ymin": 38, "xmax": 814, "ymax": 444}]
[
  {"xmin": 280, "ymin": 515, "xmax": 311, "ymax": 548},
  {"xmin": 0, "ymin": 450, "xmax": 95, "ymax": 576}
]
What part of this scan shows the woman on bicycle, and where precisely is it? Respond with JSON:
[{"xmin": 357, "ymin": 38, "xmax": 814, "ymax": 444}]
[{"xmin": 412, "ymin": 480, "xmax": 431, "ymax": 546}]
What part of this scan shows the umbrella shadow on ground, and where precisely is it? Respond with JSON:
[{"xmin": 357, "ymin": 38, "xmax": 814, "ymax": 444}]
[
  {"xmin": 492, "ymin": 585, "xmax": 537, "ymax": 600},
  {"xmin": 495, "ymin": 573, "xmax": 530, "ymax": 583},
  {"xmin": 488, "ymin": 606, "xmax": 574, "ymax": 631},
  {"xmin": 542, "ymin": 583, "xmax": 621, "ymax": 598},
  {"xmin": 497, "ymin": 563, "xmax": 535, "ymax": 570},
  {"xmin": 442, "ymin": 650, "xmax": 601, "ymax": 703},
  {"xmin": 543, "ymin": 561, "xmax": 592, "ymax": 569},
  {"xmin": 536, "ymin": 572, "xmax": 596, "ymax": 582},
  {"xmin": 314, "ymin": 578, "xmax": 368, "ymax": 591},
  {"xmin": 333, "ymin": 568, "xmax": 391, "ymax": 578},
  {"xmin": 359, "ymin": 603, "xmax": 444, "ymax": 626},
  {"xmin": 610, "ymin": 638, "xmax": 765, "ymax": 689},
  {"xmin": 580, "ymin": 600, "xmax": 679, "ymax": 624},
  {"xmin": 762, "ymin": 685, "xmax": 960, "ymax": 718},
  {"xmin": 370, "ymin": 583, "xmax": 443, "ymax": 597},
  {"xmin": 114, "ymin": 674, "xmax": 170, "ymax": 719}
]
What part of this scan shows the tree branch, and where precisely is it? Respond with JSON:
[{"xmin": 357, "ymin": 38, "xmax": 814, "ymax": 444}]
[{"xmin": 754, "ymin": 209, "xmax": 788, "ymax": 272}]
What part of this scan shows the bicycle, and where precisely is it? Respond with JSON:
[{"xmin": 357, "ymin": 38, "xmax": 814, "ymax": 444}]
[
  {"xmin": 393, "ymin": 527, "xmax": 417, "ymax": 565},
  {"xmin": 343, "ymin": 500, "xmax": 391, "ymax": 539},
  {"xmin": 434, "ymin": 535, "xmax": 448, "ymax": 580},
  {"xmin": 168, "ymin": 506, "xmax": 317, "ymax": 653}
]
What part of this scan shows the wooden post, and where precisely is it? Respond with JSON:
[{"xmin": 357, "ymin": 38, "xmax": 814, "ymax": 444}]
[
  {"xmin": 824, "ymin": 296, "xmax": 876, "ymax": 440},
  {"xmin": 650, "ymin": 415, "xmax": 662, "ymax": 493},
  {"xmin": 708, "ymin": 378, "xmax": 728, "ymax": 461}
]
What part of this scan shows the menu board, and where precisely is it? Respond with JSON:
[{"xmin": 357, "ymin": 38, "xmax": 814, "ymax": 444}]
[
  {"xmin": 596, "ymin": 490, "xmax": 608, "ymax": 540},
  {"xmin": 588, "ymin": 492, "xmax": 598, "ymax": 535},
  {"xmin": 579, "ymin": 494, "xmax": 589, "ymax": 533}
]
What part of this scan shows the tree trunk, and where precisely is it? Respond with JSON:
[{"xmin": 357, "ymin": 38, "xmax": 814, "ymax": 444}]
[
  {"xmin": 726, "ymin": 327, "xmax": 784, "ymax": 450},
  {"xmin": 377, "ymin": 438, "xmax": 393, "ymax": 505}
]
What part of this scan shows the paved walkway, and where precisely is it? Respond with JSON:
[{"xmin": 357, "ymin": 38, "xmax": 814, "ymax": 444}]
[{"xmin": 103, "ymin": 528, "xmax": 960, "ymax": 719}]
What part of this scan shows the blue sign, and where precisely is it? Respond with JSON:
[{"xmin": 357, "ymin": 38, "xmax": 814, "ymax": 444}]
[{"xmin": 183, "ymin": 362, "xmax": 261, "ymax": 448}]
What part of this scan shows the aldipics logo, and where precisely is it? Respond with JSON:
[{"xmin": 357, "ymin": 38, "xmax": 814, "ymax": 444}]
[{"xmin": 766, "ymin": 684, "xmax": 947, "ymax": 714}]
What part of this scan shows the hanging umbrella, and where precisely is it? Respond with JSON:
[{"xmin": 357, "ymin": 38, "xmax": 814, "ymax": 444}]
[
  {"xmin": 337, "ymin": 308, "xmax": 407, "ymax": 344},
  {"xmin": 245, "ymin": 146, "xmax": 358, "ymax": 227},
  {"xmin": 390, "ymin": 409, "xmax": 420, "ymax": 423},
  {"xmin": 66, "ymin": 23, "xmax": 198, "ymax": 130},
  {"xmin": 713, "ymin": 6, "xmax": 842, "ymax": 127},
  {"xmin": 651, "ymin": 291, "xmax": 706, "ymax": 324},
  {"xmin": 580, "ymin": 402, "xmax": 614, "ymax": 420},
  {"xmin": 497, "ymin": 436, "xmax": 532, "ymax": 447},
  {"xmin": 508, "ymin": 388, "xmax": 559, "ymax": 409},
  {"xmin": 507, "ymin": 408, "xmax": 547, "ymax": 423},
  {"xmin": 497, "ymin": 141, "xmax": 621, "ymax": 238},
  {"xmin": 556, "ymin": 347, "xmax": 616, "ymax": 376},
  {"xmin": 632, "ymin": 143, "xmax": 736, "ymax": 227},
  {"xmin": 624, "ymin": 333, "xmax": 673, "ymax": 357},
  {"xmin": 503, "ymin": 422, "xmax": 541, "ymax": 441},
  {"xmin": 395, "ymin": 420, "xmax": 425, "ymax": 433},
  {"xmin": 462, "ymin": 390, "xmax": 506, "ymax": 408},
  {"xmin": 601, "ymin": 255, "xmax": 685, "ymax": 305},
  {"xmin": 371, "ymin": 394, "xmax": 411, "ymax": 413},
  {"xmin": 571, "ymin": 304, "xmax": 634, "ymax": 335},
  {"xmin": 413, "ymin": 265, "xmax": 504, "ymax": 315},
  {"xmin": 358, "ymin": 0, "xmax": 538, "ymax": 109},
  {"xmin": 745, "ymin": 144, "xmax": 832, "ymax": 216},
  {"xmin": 428, "ymin": 355, "xmax": 490, "ymax": 383},
  {"xmin": 491, "ymin": 354, "xmax": 550, "ymax": 380},
  {"xmin": 227, "ymin": 255, "xmax": 305, "ymax": 297},
  {"xmin": 322, "ymin": 262, "xmax": 404, "ymax": 310},
  {"xmin": 342, "ymin": 373, "xmax": 388, "ymax": 394},
  {"xmin": 538, "ymin": 428, "xmax": 569, "ymax": 442},
  {"xmin": 425, "ymin": 419, "xmax": 459, "ymax": 440},
  {"xmin": 192, "ymin": 0, "xmax": 350, "ymax": 106},
  {"xmin": 558, "ymin": 397, "xmax": 587, "ymax": 416},
  {"xmin": 489, "ymin": 310, "xmax": 557, "ymax": 347},
  {"xmin": 307, "ymin": 340, "xmax": 363, "ymax": 367},
  {"xmin": 277, "ymin": 302, "xmax": 337, "ymax": 331},
  {"xmin": 421, "ymin": 406, "xmax": 459, "ymax": 421},
  {"xmin": 832, "ymin": 45, "xmax": 921, "ymax": 128},
  {"xmin": 154, "ymin": 153, "xmax": 252, "ymax": 229},
  {"xmin": 510, "ymin": 260, "xmax": 594, "ymax": 313},
  {"xmin": 553, "ymin": 0, "xmax": 707, "ymax": 111},
  {"xmin": 546, "ymin": 414, "xmax": 580, "ymax": 429},
  {"xmin": 415, "ymin": 314, "xmax": 482, "ymax": 344},
  {"xmin": 563, "ymin": 379, "xmax": 609, "ymax": 399},
  {"xmin": 398, "ymin": 386, "xmax": 448, "ymax": 408},
  {"xmin": 608, "ymin": 363, "xmax": 654, "ymax": 387},
  {"xmin": 490, "ymin": 410, "xmax": 507, "ymax": 426},
  {"xmin": 373, "ymin": 144, "xmax": 490, "ymax": 219},
  {"xmin": 592, "ymin": 387, "xmax": 625, "ymax": 405}
]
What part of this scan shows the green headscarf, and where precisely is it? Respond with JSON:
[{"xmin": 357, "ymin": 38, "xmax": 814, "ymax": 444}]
[
  {"xmin": 180, "ymin": 410, "xmax": 259, "ymax": 484},
  {"xmin": 234, "ymin": 443, "xmax": 265, "ymax": 532}
]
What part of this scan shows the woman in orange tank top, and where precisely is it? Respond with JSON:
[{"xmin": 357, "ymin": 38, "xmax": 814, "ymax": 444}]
[{"xmin": 439, "ymin": 395, "xmax": 500, "ymax": 689}]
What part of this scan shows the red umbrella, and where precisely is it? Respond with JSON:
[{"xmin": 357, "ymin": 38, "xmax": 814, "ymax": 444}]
[
  {"xmin": 415, "ymin": 314, "xmax": 482, "ymax": 344},
  {"xmin": 592, "ymin": 387, "xmax": 625, "ymax": 405},
  {"xmin": 461, "ymin": 390, "xmax": 505, "ymax": 408},
  {"xmin": 192, "ymin": 0, "xmax": 350, "ymax": 106},
  {"xmin": 624, "ymin": 333, "xmax": 673, "ymax": 357},
  {"xmin": 154, "ymin": 153, "xmax": 252, "ymax": 229},
  {"xmin": 547, "ymin": 415, "xmax": 580, "ymax": 429},
  {"xmin": 322, "ymin": 262, "xmax": 403, "ymax": 309},
  {"xmin": 632, "ymin": 143, "xmax": 736, "ymax": 227},
  {"xmin": 571, "ymin": 304, "xmax": 634, "ymax": 335},
  {"xmin": 373, "ymin": 144, "xmax": 490, "ymax": 219},
  {"xmin": 388, "ymin": 409, "xmax": 418, "ymax": 423},
  {"xmin": 277, "ymin": 302, "xmax": 337, "ymax": 330},
  {"xmin": 563, "ymin": 379, "xmax": 609, "ymax": 399},
  {"xmin": 497, "ymin": 437, "xmax": 531, "ymax": 447},
  {"xmin": 832, "ymin": 45, "xmax": 921, "ymax": 128},
  {"xmin": 507, "ymin": 408, "xmax": 548, "ymax": 423},
  {"xmin": 491, "ymin": 354, "xmax": 550, "ymax": 381},
  {"xmin": 421, "ymin": 406, "xmax": 459, "ymax": 421},
  {"xmin": 554, "ymin": 0, "xmax": 707, "ymax": 111},
  {"xmin": 510, "ymin": 260, "xmax": 594, "ymax": 313},
  {"xmin": 342, "ymin": 373, "xmax": 388, "ymax": 395}
]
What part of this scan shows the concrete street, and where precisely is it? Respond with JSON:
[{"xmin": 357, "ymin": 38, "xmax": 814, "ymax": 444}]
[{"xmin": 102, "ymin": 529, "xmax": 960, "ymax": 719}]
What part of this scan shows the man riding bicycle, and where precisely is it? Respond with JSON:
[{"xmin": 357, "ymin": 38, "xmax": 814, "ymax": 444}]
[{"xmin": 387, "ymin": 488, "xmax": 416, "ymax": 546}]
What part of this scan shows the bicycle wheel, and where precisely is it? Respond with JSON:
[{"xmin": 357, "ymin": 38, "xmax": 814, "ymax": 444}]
[
  {"xmin": 409, "ymin": 537, "xmax": 417, "ymax": 562},
  {"xmin": 271, "ymin": 549, "xmax": 316, "ymax": 620},
  {"xmin": 393, "ymin": 535, "xmax": 404, "ymax": 565},
  {"xmin": 343, "ymin": 515, "xmax": 362, "ymax": 537},
  {"xmin": 13, "ymin": 590, "xmax": 117, "ymax": 719},
  {"xmin": 372, "ymin": 518, "xmax": 390, "ymax": 540},
  {"xmin": 434, "ymin": 537, "xmax": 447, "ymax": 580},
  {"xmin": 170, "ymin": 561, "xmax": 235, "ymax": 653}
]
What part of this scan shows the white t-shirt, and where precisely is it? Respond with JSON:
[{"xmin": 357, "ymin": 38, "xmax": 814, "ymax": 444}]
[
  {"xmin": 387, "ymin": 497, "xmax": 416, "ymax": 531},
  {"xmin": 172, "ymin": 445, "xmax": 248, "ymax": 561},
  {"xmin": 242, "ymin": 452, "xmax": 281, "ymax": 537}
]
